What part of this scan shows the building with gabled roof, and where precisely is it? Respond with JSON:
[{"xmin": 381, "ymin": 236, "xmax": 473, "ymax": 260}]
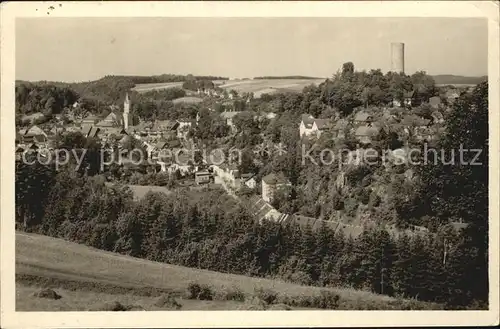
[
  {"xmin": 262, "ymin": 172, "xmax": 291, "ymax": 203},
  {"xmin": 429, "ymin": 96, "xmax": 442, "ymax": 109},
  {"xmin": 299, "ymin": 114, "xmax": 334, "ymax": 138},
  {"xmin": 392, "ymin": 90, "xmax": 415, "ymax": 107},
  {"xmin": 354, "ymin": 111, "xmax": 374, "ymax": 124},
  {"xmin": 354, "ymin": 124, "xmax": 381, "ymax": 144}
]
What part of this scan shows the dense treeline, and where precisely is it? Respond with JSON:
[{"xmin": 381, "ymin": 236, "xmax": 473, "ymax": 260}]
[
  {"xmin": 431, "ymin": 75, "xmax": 487, "ymax": 85},
  {"xmin": 115, "ymin": 74, "xmax": 228, "ymax": 85},
  {"xmin": 253, "ymin": 76, "xmax": 323, "ymax": 80},
  {"xmin": 15, "ymin": 74, "xmax": 226, "ymax": 116},
  {"xmin": 15, "ymin": 83, "xmax": 79, "ymax": 116},
  {"xmin": 15, "ymin": 163, "xmax": 486, "ymax": 309}
]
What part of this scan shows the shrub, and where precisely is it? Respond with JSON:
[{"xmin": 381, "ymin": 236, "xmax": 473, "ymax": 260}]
[
  {"xmin": 185, "ymin": 282, "xmax": 213, "ymax": 300},
  {"xmin": 332, "ymin": 193, "xmax": 345, "ymax": 211},
  {"xmin": 216, "ymin": 286, "xmax": 245, "ymax": 302},
  {"xmin": 155, "ymin": 293, "xmax": 182, "ymax": 309},
  {"xmin": 277, "ymin": 291, "xmax": 340, "ymax": 310},
  {"xmin": 33, "ymin": 288, "xmax": 61, "ymax": 300},
  {"xmin": 369, "ymin": 193, "xmax": 382, "ymax": 208},
  {"xmin": 358, "ymin": 188, "xmax": 371, "ymax": 205},
  {"xmin": 312, "ymin": 290, "xmax": 340, "ymax": 309},
  {"xmin": 254, "ymin": 287, "xmax": 278, "ymax": 305}
]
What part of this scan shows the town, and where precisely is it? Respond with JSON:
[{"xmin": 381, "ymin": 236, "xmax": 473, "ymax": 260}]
[{"xmin": 14, "ymin": 39, "xmax": 488, "ymax": 311}]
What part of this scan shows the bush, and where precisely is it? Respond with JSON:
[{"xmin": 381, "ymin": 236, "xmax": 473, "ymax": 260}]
[
  {"xmin": 276, "ymin": 290, "xmax": 340, "ymax": 310},
  {"xmin": 332, "ymin": 193, "xmax": 345, "ymax": 211},
  {"xmin": 185, "ymin": 282, "xmax": 213, "ymax": 300},
  {"xmin": 312, "ymin": 290, "xmax": 341, "ymax": 309},
  {"xmin": 32, "ymin": 288, "xmax": 62, "ymax": 300},
  {"xmin": 215, "ymin": 286, "xmax": 246, "ymax": 302},
  {"xmin": 369, "ymin": 193, "xmax": 382, "ymax": 208},
  {"xmin": 155, "ymin": 293, "xmax": 182, "ymax": 309},
  {"xmin": 358, "ymin": 188, "xmax": 371, "ymax": 205},
  {"xmin": 254, "ymin": 287, "xmax": 278, "ymax": 305}
]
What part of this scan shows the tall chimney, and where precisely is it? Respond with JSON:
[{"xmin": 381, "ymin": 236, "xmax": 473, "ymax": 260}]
[
  {"xmin": 391, "ymin": 42, "xmax": 405, "ymax": 74},
  {"xmin": 123, "ymin": 93, "xmax": 130, "ymax": 130}
]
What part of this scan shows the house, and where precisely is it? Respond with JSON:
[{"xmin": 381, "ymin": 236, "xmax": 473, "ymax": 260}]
[
  {"xmin": 445, "ymin": 90, "xmax": 460, "ymax": 103},
  {"xmin": 153, "ymin": 120, "xmax": 177, "ymax": 133},
  {"xmin": 195, "ymin": 170, "xmax": 212, "ymax": 185},
  {"xmin": 220, "ymin": 111, "xmax": 241, "ymax": 132},
  {"xmin": 19, "ymin": 125, "xmax": 48, "ymax": 144},
  {"xmin": 299, "ymin": 114, "xmax": 333, "ymax": 138},
  {"xmin": 265, "ymin": 112, "xmax": 277, "ymax": 120},
  {"xmin": 431, "ymin": 111, "xmax": 444, "ymax": 124},
  {"xmin": 261, "ymin": 172, "xmax": 291, "ymax": 203},
  {"xmin": 81, "ymin": 125, "xmax": 100, "ymax": 138},
  {"xmin": 245, "ymin": 176, "xmax": 257, "ymax": 189},
  {"xmin": 429, "ymin": 96, "xmax": 442, "ymax": 109},
  {"xmin": 392, "ymin": 90, "xmax": 414, "ymax": 107},
  {"xmin": 246, "ymin": 195, "xmax": 284, "ymax": 224},
  {"xmin": 81, "ymin": 114, "xmax": 100, "ymax": 126},
  {"xmin": 173, "ymin": 120, "xmax": 193, "ymax": 139},
  {"xmin": 414, "ymin": 126, "xmax": 438, "ymax": 141},
  {"xmin": 354, "ymin": 124, "xmax": 381, "ymax": 145},
  {"xmin": 353, "ymin": 111, "xmax": 374, "ymax": 125},
  {"xmin": 158, "ymin": 156, "xmax": 197, "ymax": 177},
  {"xmin": 96, "ymin": 111, "xmax": 122, "ymax": 128},
  {"xmin": 15, "ymin": 145, "xmax": 26, "ymax": 161}
]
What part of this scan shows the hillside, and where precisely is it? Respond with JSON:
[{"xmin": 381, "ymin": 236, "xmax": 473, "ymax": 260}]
[
  {"xmin": 15, "ymin": 232, "xmax": 440, "ymax": 311},
  {"xmin": 431, "ymin": 74, "xmax": 487, "ymax": 85},
  {"xmin": 130, "ymin": 78, "xmax": 325, "ymax": 96}
]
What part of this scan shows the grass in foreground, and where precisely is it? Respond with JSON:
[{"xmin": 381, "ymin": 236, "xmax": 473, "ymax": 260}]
[{"xmin": 16, "ymin": 232, "xmax": 442, "ymax": 311}]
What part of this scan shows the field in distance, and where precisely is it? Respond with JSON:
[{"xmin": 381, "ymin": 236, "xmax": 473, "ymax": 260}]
[
  {"xmin": 131, "ymin": 78, "xmax": 325, "ymax": 96},
  {"xmin": 16, "ymin": 232, "xmax": 441, "ymax": 311}
]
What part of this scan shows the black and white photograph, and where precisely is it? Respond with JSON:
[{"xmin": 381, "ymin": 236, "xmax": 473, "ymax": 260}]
[{"xmin": 1, "ymin": 1, "xmax": 499, "ymax": 328}]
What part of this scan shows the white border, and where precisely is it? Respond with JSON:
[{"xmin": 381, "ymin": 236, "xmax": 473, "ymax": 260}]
[{"xmin": 1, "ymin": 1, "xmax": 499, "ymax": 328}]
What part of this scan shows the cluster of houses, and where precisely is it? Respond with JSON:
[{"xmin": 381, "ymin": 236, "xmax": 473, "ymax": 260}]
[{"xmin": 298, "ymin": 88, "xmax": 457, "ymax": 145}]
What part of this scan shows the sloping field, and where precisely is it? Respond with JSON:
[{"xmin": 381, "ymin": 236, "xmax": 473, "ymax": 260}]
[
  {"xmin": 131, "ymin": 78, "xmax": 325, "ymax": 96},
  {"xmin": 15, "ymin": 232, "xmax": 440, "ymax": 311},
  {"xmin": 172, "ymin": 96, "xmax": 204, "ymax": 104},
  {"xmin": 104, "ymin": 183, "xmax": 172, "ymax": 201},
  {"xmin": 131, "ymin": 81, "xmax": 184, "ymax": 93},
  {"xmin": 218, "ymin": 78, "xmax": 325, "ymax": 96}
]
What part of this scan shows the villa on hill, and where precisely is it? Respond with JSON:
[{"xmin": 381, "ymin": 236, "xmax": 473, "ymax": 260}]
[{"xmin": 299, "ymin": 114, "xmax": 333, "ymax": 138}]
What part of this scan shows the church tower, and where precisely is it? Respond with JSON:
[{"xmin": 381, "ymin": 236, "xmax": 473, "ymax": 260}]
[{"xmin": 123, "ymin": 92, "xmax": 130, "ymax": 130}]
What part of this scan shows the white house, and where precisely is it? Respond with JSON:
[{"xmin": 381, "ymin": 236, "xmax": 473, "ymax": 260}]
[
  {"xmin": 299, "ymin": 114, "xmax": 332, "ymax": 138},
  {"xmin": 245, "ymin": 177, "xmax": 257, "ymax": 189},
  {"xmin": 261, "ymin": 173, "xmax": 291, "ymax": 203},
  {"xmin": 174, "ymin": 120, "xmax": 193, "ymax": 139},
  {"xmin": 392, "ymin": 90, "xmax": 414, "ymax": 108}
]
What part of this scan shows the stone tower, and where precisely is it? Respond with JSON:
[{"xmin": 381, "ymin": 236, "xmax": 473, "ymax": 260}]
[
  {"xmin": 123, "ymin": 92, "xmax": 130, "ymax": 130},
  {"xmin": 391, "ymin": 42, "xmax": 405, "ymax": 74}
]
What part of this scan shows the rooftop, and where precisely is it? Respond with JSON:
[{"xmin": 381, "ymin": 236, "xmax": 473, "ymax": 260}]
[{"xmin": 262, "ymin": 172, "xmax": 290, "ymax": 185}]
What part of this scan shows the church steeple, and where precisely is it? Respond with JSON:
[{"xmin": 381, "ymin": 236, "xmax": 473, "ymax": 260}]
[{"xmin": 123, "ymin": 93, "xmax": 130, "ymax": 130}]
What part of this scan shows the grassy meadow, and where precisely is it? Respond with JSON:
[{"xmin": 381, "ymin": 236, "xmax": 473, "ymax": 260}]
[{"xmin": 15, "ymin": 232, "xmax": 442, "ymax": 311}]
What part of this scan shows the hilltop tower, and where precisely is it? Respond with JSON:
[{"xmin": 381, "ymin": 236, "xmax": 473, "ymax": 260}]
[
  {"xmin": 123, "ymin": 92, "xmax": 130, "ymax": 130},
  {"xmin": 391, "ymin": 42, "xmax": 405, "ymax": 74}
]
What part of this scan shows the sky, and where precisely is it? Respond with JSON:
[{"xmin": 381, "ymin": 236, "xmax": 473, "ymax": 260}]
[{"xmin": 16, "ymin": 17, "xmax": 488, "ymax": 82}]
